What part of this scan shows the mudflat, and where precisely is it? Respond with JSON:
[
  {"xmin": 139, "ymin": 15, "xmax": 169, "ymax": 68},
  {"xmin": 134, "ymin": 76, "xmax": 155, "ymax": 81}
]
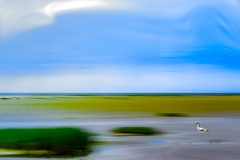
[
  {"xmin": 0, "ymin": 117, "xmax": 240, "ymax": 159},
  {"xmin": 87, "ymin": 117, "xmax": 240, "ymax": 160}
]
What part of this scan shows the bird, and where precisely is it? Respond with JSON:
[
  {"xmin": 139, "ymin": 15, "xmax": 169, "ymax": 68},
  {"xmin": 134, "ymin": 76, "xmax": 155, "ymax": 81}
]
[{"xmin": 196, "ymin": 123, "xmax": 209, "ymax": 142}]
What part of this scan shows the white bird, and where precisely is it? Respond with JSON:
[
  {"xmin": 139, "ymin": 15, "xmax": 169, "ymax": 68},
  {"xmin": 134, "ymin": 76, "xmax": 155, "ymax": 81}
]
[{"xmin": 196, "ymin": 123, "xmax": 209, "ymax": 142}]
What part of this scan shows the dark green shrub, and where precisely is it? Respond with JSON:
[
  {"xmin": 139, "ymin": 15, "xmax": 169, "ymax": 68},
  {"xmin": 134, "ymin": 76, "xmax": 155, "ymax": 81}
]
[
  {"xmin": 0, "ymin": 127, "xmax": 90, "ymax": 155},
  {"xmin": 111, "ymin": 126, "xmax": 163, "ymax": 135},
  {"xmin": 156, "ymin": 112, "xmax": 189, "ymax": 117}
]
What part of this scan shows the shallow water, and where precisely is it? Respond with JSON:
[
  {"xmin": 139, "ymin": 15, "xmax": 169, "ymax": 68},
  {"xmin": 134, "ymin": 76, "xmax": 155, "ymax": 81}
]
[{"xmin": 1, "ymin": 117, "xmax": 240, "ymax": 159}]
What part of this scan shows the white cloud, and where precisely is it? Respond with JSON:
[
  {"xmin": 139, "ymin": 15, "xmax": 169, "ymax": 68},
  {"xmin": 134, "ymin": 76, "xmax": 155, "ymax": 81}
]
[
  {"xmin": 0, "ymin": 0, "xmax": 128, "ymax": 38},
  {"xmin": 38, "ymin": 0, "xmax": 105, "ymax": 19}
]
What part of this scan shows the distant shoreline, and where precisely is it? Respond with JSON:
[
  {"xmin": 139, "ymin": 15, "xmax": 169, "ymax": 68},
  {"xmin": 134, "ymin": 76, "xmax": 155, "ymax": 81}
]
[{"xmin": 0, "ymin": 93, "xmax": 240, "ymax": 96}]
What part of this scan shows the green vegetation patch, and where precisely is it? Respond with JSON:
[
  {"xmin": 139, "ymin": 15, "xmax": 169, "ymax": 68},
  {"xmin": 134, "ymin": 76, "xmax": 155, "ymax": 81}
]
[
  {"xmin": 0, "ymin": 98, "xmax": 11, "ymax": 100},
  {"xmin": 111, "ymin": 126, "xmax": 163, "ymax": 136},
  {"xmin": 0, "ymin": 127, "xmax": 91, "ymax": 157},
  {"xmin": 156, "ymin": 112, "xmax": 189, "ymax": 117}
]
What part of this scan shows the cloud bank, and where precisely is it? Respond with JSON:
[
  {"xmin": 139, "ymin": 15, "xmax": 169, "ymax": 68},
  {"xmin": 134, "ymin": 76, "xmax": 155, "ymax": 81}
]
[{"xmin": 1, "ymin": 66, "xmax": 239, "ymax": 93}]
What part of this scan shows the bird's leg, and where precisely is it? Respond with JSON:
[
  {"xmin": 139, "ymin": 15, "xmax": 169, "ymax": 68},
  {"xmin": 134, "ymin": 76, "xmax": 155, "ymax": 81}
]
[
  {"xmin": 201, "ymin": 133, "xmax": 202, "ymax": 142},
  {"xmin": 204, "ymin": 133, "xmax": 205, "ymax": 143},
  {"xmin": 203, "ymin": 133, "xmax": 204, "ymax": 143},
  {"xmin": 204, "ymin": 133, "xmax": 205, "ymax": 142}
]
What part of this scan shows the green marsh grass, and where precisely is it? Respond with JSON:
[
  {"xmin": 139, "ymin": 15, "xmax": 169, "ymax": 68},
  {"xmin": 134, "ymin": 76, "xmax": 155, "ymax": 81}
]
[
  {"xmin": 41, "ymin": 95, "xmax": 240, "ymax": 113},
  {"xmin": 156, "ymin": 113, "xmax": 189, "ymax": 117},
  {"xmin": 111, "ymin": 126, "xmax": 163, "ymax": 136},
  {"xmin": 2, "ymin": 95, "xmax": 240, "ymax": 113},
  {"xmin": 0, "ymin": 127, "xmax": 91, "ymax": 157}
]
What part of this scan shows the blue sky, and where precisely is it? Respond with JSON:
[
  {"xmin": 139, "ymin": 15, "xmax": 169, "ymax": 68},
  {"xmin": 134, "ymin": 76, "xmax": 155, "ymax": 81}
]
[{"xmin": 0, "ymin": 0, "xmax": 240, "ymax": 92}]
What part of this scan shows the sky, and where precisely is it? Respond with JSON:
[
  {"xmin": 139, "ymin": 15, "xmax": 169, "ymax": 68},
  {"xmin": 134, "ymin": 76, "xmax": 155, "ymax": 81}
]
[{"xmin": 0, "ymin": 0, "xmax": 240, "ymax": 93}]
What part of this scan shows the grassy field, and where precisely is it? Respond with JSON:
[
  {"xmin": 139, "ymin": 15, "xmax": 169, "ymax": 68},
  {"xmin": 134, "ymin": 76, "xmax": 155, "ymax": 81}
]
[{"xmin": 1, "ymin": 95, "xmax": 240, "ymax": 113}]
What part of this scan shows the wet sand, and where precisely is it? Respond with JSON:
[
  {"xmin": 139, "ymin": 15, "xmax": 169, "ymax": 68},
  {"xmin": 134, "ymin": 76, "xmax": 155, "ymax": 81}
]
[{"xmin": 1, "ymin": 117, "xmax": 240, "ymax": 159}]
